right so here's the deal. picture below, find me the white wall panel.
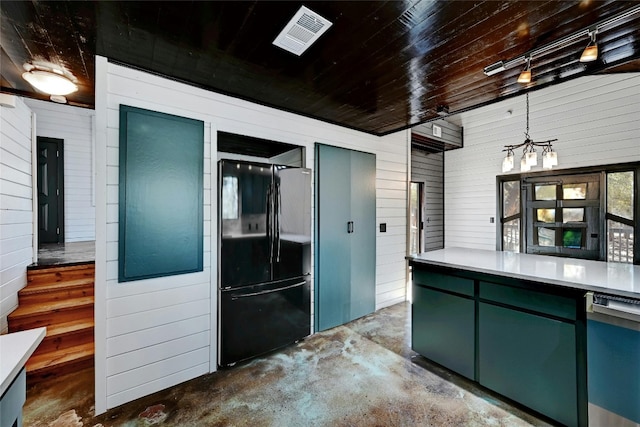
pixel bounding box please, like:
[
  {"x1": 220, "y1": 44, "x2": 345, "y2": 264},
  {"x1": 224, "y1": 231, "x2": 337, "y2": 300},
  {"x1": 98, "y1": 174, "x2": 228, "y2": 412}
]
[
  {"x1": 94, "y1": 58, "x2": 408, "y2": 413},
  {"x1": 0, "y1": 97, "x2": 33, "y2": 333},
  {"x1": 25, "y1": 99, "x2": 95, "y2": 242},
  {"x1": 445, "y1": 74, "x2": 640, "y2": 250}
]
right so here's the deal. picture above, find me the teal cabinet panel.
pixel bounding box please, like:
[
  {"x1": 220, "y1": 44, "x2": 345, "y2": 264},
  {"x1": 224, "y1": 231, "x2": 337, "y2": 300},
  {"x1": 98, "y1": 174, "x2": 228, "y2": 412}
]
[
  {"x1": 588, "y1": 319, "x2": 640, "y2": 424},
  {"x1": 315, "y1": 144, "x2": 376, "y2": 331},
  {"x1": 348, "y1": 148, "x2": 376, "y2": 321},
  {"x1": 316, "y1": 144, "x2": 352, "y2": 330},
  {"x1": 412, "y1": 285, "x2": 475, "y2": 379},
  {"x1": 119, "y1": 105, "x2": 204, "y2": 282},
  {"x1": 479, "y1": 303, "x2": 578, "y2": 427},
  {"x1": 479, "y1": 281, "x2": 576, "y2": 320},
  {"x1": 413, "y1": 270, "x2": 474, "y2": 297},
  {"x1": 1, "y1": 367, "x2": 26, "y2": 427}
]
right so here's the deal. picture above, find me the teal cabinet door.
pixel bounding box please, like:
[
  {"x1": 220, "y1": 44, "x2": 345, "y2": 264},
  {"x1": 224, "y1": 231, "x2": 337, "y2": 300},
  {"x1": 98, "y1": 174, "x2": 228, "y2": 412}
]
[
  {"x1": 412, "y1": 284, "x2": 475, "y2": 379},
  {"x1": 315, "y1": 144, "x2": 376, "y2": 331},
  {"x1": 348, "y1": 149, "x2": 376, "y2": 321},
  {"x1": 479, "y1": 303, "x2": 578, "y2": 427}
]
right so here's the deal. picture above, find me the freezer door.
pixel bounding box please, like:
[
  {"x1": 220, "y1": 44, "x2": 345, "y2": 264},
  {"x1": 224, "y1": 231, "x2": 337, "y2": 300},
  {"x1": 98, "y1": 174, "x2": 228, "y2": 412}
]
[
  {"x1": 272, "y1": 166, "x2": 312, "y2": 281},
  {"x1": 219, "y1": 160, "x2": 273, "y2": 288},
  {"x1": 219, "y1": 277, "x2": 311, "y2": 367}
]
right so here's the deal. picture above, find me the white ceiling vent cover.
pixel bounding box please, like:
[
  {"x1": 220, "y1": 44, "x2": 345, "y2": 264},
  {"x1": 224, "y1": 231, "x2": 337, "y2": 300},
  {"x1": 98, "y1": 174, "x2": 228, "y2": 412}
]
[{"x1": 273, "y1": 6, "x2": 332, "y2": 56}]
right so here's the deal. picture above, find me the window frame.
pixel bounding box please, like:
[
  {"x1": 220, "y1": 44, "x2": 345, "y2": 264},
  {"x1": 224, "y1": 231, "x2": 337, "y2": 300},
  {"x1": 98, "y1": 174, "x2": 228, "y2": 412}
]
[{"x1": 497, "y1": 161, "x2": 640, "y2": 265}]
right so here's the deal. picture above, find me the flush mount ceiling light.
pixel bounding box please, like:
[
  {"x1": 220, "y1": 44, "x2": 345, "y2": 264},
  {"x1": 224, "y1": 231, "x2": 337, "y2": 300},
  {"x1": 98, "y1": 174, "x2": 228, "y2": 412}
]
[
  {"x1": 22, "y1": 63, "x2": 78, "y2": 96},
  {"x1": 580, "y1": 29, "x2": 599, "y2": 62},
  {"x1": 501, "y1": 92, "x2": 558, "y2": 173},
  {"x1": 517, "y1": 56, "x2": 532, "y2": 84},
  {"x1": 273, "y1": 6, "x2": 333, "y2": 56},
  {"x1": 483, "y1": 5, "x2": 640, "y2": 82}
]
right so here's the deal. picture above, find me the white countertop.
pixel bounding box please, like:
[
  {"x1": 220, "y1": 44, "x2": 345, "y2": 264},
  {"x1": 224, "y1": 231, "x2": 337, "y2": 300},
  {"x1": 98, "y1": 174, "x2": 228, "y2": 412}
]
[
  {"x1": 1, "y1": 327, "x2": 46, "y2": 396},
  {"x1": 407, "y1": 248, "x2": 640, "y2": 299}
]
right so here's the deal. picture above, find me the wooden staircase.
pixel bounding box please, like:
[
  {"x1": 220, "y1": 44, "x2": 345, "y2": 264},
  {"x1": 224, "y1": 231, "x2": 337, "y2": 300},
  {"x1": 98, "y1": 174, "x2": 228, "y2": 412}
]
[{"x1": 8, "y1": 262, "x2": 95, "y2": 382}]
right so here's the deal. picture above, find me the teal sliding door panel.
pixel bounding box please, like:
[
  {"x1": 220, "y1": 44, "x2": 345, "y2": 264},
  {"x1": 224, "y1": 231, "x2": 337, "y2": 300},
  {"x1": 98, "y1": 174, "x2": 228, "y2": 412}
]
[
  {"x1": 349, "y1": 149, "x2": 376, "y2": 321},
  {"x1": 316, "y1": 144, "x2": 352, "y2": 330},
  {"x1": 587, "y1": 320, "x2": 640, "y2": 424},
  {"x1": 315, "y1": 144, "x2": 376, "y2": 331},
  {"x1": 119, "y1": 105, "x2": 204, "y2": 282},
  {"x1": 412, "y1": 285, "x2": 475, "y2": 379},
  {"x1": 479, "y1": 303, "x2": 578, "y2": 427}
]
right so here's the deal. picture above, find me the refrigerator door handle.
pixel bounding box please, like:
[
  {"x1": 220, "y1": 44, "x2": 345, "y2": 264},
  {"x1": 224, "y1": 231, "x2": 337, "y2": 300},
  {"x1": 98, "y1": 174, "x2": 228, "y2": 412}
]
[
  {"x1": 230, "y1": 281, "x2": 307, "y2": 300},
  {"x1": 276, "y1": 182, "x2": 281, "y2": 262},
  {"x1": 266, "y1": 183, "x2": 273, "y2": 264}
]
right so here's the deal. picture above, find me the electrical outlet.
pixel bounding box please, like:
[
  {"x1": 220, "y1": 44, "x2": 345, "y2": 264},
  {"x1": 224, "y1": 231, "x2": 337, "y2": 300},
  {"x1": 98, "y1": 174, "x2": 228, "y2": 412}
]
[{"x1": 379, "y1": 223, "x2": 387, "y2": 232}]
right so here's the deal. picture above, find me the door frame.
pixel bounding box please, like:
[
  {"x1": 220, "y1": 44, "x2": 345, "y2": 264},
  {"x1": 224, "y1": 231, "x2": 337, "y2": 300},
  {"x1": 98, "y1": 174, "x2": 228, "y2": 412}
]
[{"x1": 37, "y1": 136, "x2": 65, "y2": 245}]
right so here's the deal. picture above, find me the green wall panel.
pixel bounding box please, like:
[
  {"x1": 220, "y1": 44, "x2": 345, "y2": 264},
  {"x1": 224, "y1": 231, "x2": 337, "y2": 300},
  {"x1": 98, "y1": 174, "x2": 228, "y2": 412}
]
[{"x1": 119, "y1": 105, "x2": 204, "y2": 282}]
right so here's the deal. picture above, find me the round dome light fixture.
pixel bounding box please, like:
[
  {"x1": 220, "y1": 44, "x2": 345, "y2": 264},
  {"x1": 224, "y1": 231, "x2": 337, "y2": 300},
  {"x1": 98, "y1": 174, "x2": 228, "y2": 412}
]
[{"x1": 22, "y1": 69, "x2": 78, "y2": 96}]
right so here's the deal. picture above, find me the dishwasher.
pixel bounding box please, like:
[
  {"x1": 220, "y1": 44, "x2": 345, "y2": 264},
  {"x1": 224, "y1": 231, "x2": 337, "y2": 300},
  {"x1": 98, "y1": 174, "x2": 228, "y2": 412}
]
[{"x1": 586, "y1": 292, "x2": 640, "y2": 427}]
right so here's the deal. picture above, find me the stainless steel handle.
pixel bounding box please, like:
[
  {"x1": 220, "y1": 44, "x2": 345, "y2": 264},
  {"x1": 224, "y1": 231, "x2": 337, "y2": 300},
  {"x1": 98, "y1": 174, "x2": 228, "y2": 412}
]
[
  {"x1": 587, "y1": 292, "x2": 640, "y2": 322},
  {"x1": 230, "y1": 281, "x2": 306, "y2": 300},
  {"x1": 266, "y1": 184, "x2": 273, "y2": 264},
  {"x1": 276, "y1": 182, "x2": 281, "y2": 262}
]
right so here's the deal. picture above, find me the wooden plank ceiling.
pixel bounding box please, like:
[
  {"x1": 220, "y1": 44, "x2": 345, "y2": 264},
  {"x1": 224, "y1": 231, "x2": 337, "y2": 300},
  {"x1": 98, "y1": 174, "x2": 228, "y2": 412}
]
[{"x1": 1, "y1": 1, "x2": 639, "y2": 135}]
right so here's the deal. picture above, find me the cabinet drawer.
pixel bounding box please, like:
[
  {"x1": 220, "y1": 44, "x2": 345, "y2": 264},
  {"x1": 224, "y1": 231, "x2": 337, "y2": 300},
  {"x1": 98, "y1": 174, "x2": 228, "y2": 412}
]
[
  {"x1": 413, "y1": 270, "x2": 474, "y2": 297},
  {"x1": 479, "y1": 303, "x2": 578, "y2": 427},
  {"x1": 412, "y1": 285, "x2": 475, "y2": 379},
  {"x1": 479, "y1": 281, "x2": 577, "y2": 320}
]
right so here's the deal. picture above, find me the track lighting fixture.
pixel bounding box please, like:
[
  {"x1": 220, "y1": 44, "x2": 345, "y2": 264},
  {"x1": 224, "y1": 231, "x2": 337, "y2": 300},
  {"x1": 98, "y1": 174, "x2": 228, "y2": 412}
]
[
  {"x1": 482, "y1": 5, "x2": 640, "y2": 83},
  {"x1": 580, "y1": 30, "x2": 598, "y2": 62},
  {"x1": 517, "y1": 56, "x2": 532, "y2": 84},
  {"x1": 501, "y1": 93, "x2": 558, "y2": 173}
]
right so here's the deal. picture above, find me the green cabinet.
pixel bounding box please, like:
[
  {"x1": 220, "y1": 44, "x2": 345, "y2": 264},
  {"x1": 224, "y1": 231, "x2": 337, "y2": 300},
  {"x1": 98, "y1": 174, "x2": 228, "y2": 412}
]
[
  {"x1": 478, "y1": 303, "x2": 578, "y2": 427},
  {"x1": 412, "y1": 284, "x2": 475, "y2": 379},
  {"x1": 315, "y1": 144, "x2": 376, "y2": 331},
  {"x1": 410, "y1": 266, "x2": 586, "y2": 427}
]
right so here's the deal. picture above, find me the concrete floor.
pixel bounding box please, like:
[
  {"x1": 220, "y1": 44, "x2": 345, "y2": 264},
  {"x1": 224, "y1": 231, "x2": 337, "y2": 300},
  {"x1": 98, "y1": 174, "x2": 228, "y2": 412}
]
[{"x1": 22, "y1": 302, "x2": 552, "y2": 427}]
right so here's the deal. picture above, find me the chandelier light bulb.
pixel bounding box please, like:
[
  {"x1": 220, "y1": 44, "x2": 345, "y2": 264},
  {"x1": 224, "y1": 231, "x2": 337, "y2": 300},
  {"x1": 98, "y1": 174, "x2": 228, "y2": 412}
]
[
  {"x1": 502, "y1": 153, "x2": 514, "y2": 173},
  {"x1": 525, "y1": 150, "x2": 537, "y2": 166},
  {"x1": 520, "y1": 156, "x2": 531, "y2": 172}
]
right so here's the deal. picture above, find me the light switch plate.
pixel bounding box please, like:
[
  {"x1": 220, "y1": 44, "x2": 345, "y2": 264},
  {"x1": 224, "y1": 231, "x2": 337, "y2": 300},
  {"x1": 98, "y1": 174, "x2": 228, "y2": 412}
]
[{"x1": 432, "y1": 124, "x2": 442, "y2": 138}]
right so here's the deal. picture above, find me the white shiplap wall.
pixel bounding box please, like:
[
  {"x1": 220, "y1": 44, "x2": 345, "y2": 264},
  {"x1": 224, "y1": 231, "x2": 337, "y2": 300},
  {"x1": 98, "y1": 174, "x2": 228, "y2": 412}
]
[
  {"x1": 445, "y1": 74, "x2": 640, "y2": 250},
  {"x1": 25, "y1": 99, "x2": 95, "y2": 242},
  {"x1": 94, "y1": 57, "x2": 408, "y2": 413},
  {"x1": 0, "y1": 97, "x2": 34, "y2": 333}
]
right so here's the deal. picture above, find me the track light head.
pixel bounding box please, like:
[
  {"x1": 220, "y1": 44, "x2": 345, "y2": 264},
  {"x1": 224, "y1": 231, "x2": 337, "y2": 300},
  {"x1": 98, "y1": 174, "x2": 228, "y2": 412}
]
[
  {"x1": 580, "y1": 30, "x2": 598, "y2": 62},
  {"x1": 517, "y1": 57, "x2": 532, "y2": 84}
]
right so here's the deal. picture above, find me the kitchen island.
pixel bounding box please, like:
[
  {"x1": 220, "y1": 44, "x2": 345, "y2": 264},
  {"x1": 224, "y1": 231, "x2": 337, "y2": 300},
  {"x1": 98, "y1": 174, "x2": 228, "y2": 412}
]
[
  {"x1": 1, "y1": 327, "x2": 46, "y2": 427},
  {"x1": 407, "y1": 248, "x2": 640, "y2": 427}
]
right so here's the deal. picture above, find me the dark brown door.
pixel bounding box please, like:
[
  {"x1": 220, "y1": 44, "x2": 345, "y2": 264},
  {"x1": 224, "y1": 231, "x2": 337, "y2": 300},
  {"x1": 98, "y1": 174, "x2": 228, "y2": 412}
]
[{"x1": 37, "y1": 137, "x2": 64, "y2": 244}]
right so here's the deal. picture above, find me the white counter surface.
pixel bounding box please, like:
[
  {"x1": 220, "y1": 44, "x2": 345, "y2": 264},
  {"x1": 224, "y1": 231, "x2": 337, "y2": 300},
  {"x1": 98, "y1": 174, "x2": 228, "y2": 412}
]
[
  {"x1": 408, "y1": 248, "x2": 640, "y2": 299},
  {"x1": 1, "y1": 327, "x2": 46, "y2": 396}
]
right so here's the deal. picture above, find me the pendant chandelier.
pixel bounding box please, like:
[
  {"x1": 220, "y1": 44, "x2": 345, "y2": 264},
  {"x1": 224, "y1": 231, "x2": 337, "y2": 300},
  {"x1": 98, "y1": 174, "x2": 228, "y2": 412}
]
[{"x1": 502, "y1": 92, "x2": 558, "y2": 173}]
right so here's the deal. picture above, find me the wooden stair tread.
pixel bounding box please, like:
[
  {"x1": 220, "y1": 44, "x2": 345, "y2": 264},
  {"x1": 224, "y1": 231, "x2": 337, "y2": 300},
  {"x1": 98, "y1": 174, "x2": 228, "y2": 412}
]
[
  {"x1": 28, "y1": 263, "x2": 95, "y2": 275},
  {"x1": 26, "y1": 342, "x2": 94, "y2": 373},
  {"x1": 45, "y1": 318, "x2": 94, "y2": 337},
  {"x1": 8, "y1": 296, "x2": 94, "y2": 319},
  {"x1": 19, "y1": 277, "x2": 94, "y2": 295}
]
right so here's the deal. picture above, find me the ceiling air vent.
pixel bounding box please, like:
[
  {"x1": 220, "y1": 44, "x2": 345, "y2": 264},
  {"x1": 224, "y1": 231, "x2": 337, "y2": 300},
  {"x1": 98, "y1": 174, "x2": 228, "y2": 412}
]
[{"x1": 273, "y1": 6, "x2": 332, "y2": 56}]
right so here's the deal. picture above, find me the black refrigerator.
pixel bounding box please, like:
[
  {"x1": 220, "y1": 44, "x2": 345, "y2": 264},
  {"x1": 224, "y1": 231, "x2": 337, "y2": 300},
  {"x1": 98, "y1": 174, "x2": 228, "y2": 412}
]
[{"x1": 218, "y1": 160, "x2": 311, "y2": 367}]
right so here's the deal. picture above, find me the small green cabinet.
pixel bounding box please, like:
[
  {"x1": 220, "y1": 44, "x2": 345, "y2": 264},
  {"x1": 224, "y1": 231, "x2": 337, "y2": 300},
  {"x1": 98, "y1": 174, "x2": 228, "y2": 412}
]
[
  {"x1": 478, "y1": 303, "x2": 578, "y2": 427},
  {"x1": 412, "y1": 284, "x2": 475, "y2": 379}
]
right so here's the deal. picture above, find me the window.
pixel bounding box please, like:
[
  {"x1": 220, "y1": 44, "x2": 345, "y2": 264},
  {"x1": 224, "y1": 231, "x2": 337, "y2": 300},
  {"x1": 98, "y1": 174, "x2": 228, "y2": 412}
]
[
  {"x1": 607, "y1": 171, "x2": 634, "y2": 263},
  {"x1": 498, "y1": 163, "x2": 639, "y2": 264},
  {"x1": 501, "y1": 180, "x2": 521, "y2": 252}
]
